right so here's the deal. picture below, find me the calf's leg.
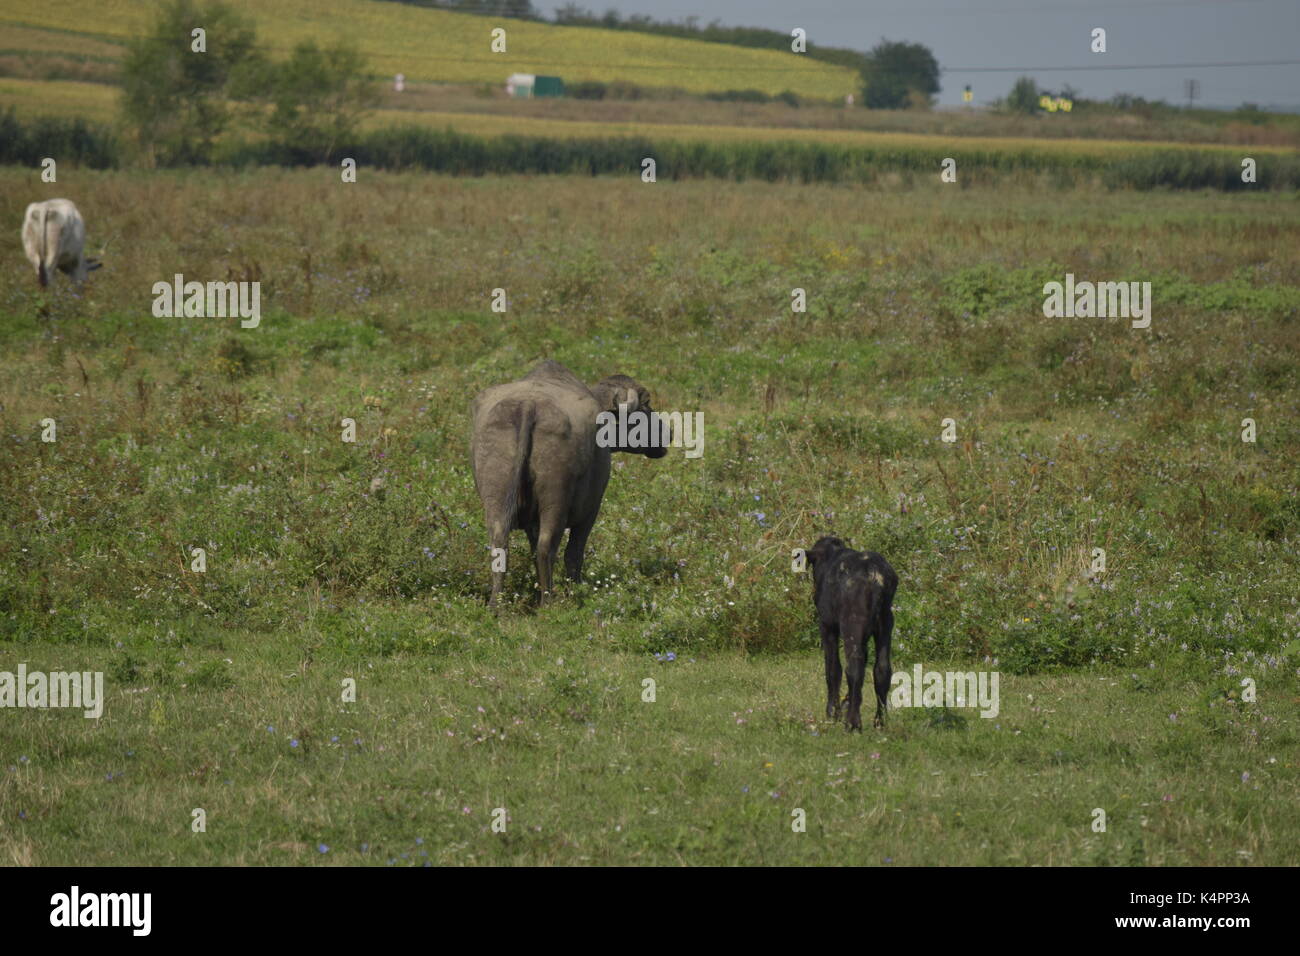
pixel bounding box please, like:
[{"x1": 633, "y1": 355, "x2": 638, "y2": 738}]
[
  {"x1": 872, "y1": 607, "x2": 894, "y2": 729},
  {"x1": 820, "y1": 621, "x2": 842, "y2": 720},
  {"x1": 842, "y1": 617, "x2": 867, "y2": 732}
]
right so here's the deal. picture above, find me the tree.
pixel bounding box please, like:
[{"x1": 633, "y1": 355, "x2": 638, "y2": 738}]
[
  {"x1": 120, "y1": 0, "x2": 260, "y2": 165},
  {"x1": 448, "y1": 0, "x2": 535, "y2": 16},
  {"x1": 553, "y1": 3, "x2": 594, "y2": 22},
  {"x1": 859, "y1": 39, "x2": 940, "y2": 110},
  {"x1": 1006, "y1": 76, "x2": 1040, "y2": 115},
  {"x1": 256, "y1": 40, "x2": 377, "y2": 162}
]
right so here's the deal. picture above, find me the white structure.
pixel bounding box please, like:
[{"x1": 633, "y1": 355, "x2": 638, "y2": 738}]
[{"x1": 506, "y1": 73, "x2": 535, "y2": 97}]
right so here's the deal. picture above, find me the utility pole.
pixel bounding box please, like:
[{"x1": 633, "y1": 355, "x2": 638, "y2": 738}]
[{"x1": 1184, "y1": 78, "x2": 1200, "y2": 108}]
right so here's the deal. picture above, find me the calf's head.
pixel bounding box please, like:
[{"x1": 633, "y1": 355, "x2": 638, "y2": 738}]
[
  {"x1": 805, "y1": 536, "x2": 847, "y2": 571},
  {"x1": 592, "y1": 374, "x2": 670, "y2": 459}
]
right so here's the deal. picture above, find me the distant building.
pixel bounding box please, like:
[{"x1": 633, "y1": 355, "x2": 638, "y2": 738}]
[{"x1": 506, "y1": 73, "x2": 565, "y2": 98}]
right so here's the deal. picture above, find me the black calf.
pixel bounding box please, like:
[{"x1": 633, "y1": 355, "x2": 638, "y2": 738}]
[{"x1": 805, "y1": 536, "x2": 898, "y2": 731}]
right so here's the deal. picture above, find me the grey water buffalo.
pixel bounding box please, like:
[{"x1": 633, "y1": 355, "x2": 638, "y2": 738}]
[
  {"x1": 805, "y1": 536, "x2": 898, "y2": 731},
  {"x1": 470, "y1": 360, "x2": 668, "y2": 606},
  {"x1": 22, "y1": 199, "x2": 100, "y2": 287}
]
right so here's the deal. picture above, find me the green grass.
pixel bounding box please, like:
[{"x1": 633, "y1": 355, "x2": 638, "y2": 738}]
[
  {"x1": 5, "y1": 633, "x2": 1288, "y2": 865},
  {"x1": 1, "y1": 169, "x2": 1297, "y2": 865}
]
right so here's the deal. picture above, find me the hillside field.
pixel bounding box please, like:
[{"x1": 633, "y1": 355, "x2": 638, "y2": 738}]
[
  {"x1": 0, "y1": 1, "x2": 857, "y2": 97},
  {"x1": 1, "y1": 167, "x2": 1297, "y2": 865}
]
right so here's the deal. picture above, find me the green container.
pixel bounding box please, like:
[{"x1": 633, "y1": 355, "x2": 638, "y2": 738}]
[{"x1": 532, "y1": 75, "x2": 565, "y2": 98}]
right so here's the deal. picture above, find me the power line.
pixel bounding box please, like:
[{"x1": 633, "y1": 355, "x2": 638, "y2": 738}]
[
  {"x1": 5, "y1": 16, "x2": 1297, "y2": 78},
  {"x1": 943, "y1": 59, "x2": 1300, "y2": 72},
  {"x1": 854, "y1": 0, "x2": 1281, "y2": 13}
]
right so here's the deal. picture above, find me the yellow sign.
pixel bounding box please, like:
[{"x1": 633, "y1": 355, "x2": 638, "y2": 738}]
[{"x1": 962, "y1": 87, "x2": 972, "y2": 103}]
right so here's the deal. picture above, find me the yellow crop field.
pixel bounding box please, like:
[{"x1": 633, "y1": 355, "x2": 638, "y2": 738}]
[
  {"x1": 0, "y1": 76, "x2": 118, "y2": 119},
  {"x1": 5, "y1": 76, "x2": 1289, "y2": 166},
  {"x1": 0, "y1": 0, "x2": 858, "y2": 98},
  {"x1": 369, "y1": 107, "x2": 1294, "y2": 158},
  {"x1": 0, "y1": 22, "x2": 125, "y2": 59}
]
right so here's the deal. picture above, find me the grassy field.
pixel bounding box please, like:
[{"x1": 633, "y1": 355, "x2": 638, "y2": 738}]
[
  {"x1": 361, "y1": 107, "x2": 1298, "y2": 158},
  {"x1": 5, "y1": 1, "x2": 1299, "y2": 153},
  {"x1": 374, "y1": 84, "x2": 1300, "y2": 147},
  {"x1": 5, "y1": 76, "x2": 1291, "y2": 196},
  {"x1": 0, "y1": 1, "x2": 857, "y2": 98},
  {"x1": 1, "y1": 167, "x2": 1297, "y2": 865},
  {"x1": 0, "y1": 76, "x2": 116, "y2": 119},
  {"x1": 7, "y1": 75, "x2": 1284, "y2": 160}
]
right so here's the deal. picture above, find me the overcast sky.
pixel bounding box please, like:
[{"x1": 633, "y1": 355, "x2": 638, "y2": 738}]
[{"x1": 551, "y1": 0, "x2": 1300, "y2": 108}]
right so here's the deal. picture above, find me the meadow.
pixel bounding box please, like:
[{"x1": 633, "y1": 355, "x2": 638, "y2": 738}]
[{"x1": 1, "y1": 166, "x2": 1297, "y2": 865}]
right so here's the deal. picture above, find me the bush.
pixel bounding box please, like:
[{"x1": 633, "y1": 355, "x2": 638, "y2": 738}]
[
  {"x1": 1006, "y1": 76, "x2": 1041, "y2": 115},
  {"x1": 704, "y1": 89, "x2": 771, "y2": 104},
  {"x1": 0, "y1": 108, "x2": 117, "y2": 168},
  {"x1": 568, "y1": 80, "x2": 607, "y2": 100}
]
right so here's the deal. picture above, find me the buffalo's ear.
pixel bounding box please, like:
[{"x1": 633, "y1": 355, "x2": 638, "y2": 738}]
[
  {"x1": 589, "y1": 380, "x2": 621, "y2": 414},
  {"x1": 592, "y1": 378, "x2": 642, "y2": 414}
]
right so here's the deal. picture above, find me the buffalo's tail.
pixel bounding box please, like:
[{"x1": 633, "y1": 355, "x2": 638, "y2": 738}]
[
  {"x1": 502, "y1": 401, "x2": 536, "y2": 529},
  {"x1": 36, "y1": 206, "x2": 49, "y2": 287}
]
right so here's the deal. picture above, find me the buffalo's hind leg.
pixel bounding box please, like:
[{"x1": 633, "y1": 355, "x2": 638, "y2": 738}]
[
  {"x1": 534, "y1": 510, "x2": 566, "y2": 606},
  {"x1": 563, "y1": 509, "x2": 599, "y2": 583},
  {"x1": 487, "y1": 518, "x2": 511, "y2": 609},
  {"x1": 820, "y1": 620, "x2": 842, "y2": 722}
]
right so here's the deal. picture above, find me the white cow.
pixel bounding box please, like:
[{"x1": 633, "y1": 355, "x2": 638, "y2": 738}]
[{"x1": 22, "y1": 198, "x2": 100, "y2": 287}]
